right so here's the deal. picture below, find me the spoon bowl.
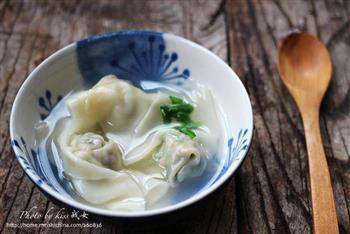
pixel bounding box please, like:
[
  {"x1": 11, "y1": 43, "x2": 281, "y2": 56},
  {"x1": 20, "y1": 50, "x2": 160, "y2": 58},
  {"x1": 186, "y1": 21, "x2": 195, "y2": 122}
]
[{"x1": 278, "y1": 32, "x2": 332, "y2": 109}]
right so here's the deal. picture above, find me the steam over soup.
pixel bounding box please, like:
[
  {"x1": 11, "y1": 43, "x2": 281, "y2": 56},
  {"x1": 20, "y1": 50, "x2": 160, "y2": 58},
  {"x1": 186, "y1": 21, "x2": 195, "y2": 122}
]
[{"x1": 35, "y1": 75, "x2": 229, "y2": 211}]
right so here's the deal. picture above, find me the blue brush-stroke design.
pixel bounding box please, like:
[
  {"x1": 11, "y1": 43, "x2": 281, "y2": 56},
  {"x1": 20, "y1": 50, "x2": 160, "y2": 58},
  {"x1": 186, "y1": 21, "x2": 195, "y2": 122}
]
[
  {"x1": 77, "y1": 31, "x2": 190, "y2": 87},
  {"x1": 210, "y1": 129, "x2": 249, "y2": 186},
  {"x1": 11, "y1": 137, "x2": 52, "y2": 187},
  {"x1": 38, "y1": 90, "x2": 62, "y2": 120}
]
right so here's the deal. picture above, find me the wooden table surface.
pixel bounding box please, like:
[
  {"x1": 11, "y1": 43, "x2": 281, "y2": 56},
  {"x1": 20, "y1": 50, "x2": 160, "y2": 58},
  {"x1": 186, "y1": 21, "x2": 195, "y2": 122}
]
[{"x1": 0, "y1": 0, "x2": 349, "y2": 233}]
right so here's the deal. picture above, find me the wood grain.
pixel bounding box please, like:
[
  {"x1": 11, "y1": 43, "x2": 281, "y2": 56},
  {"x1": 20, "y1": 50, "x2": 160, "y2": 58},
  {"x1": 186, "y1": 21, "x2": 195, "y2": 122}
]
[
  {"x1": 0, "y1": 0, "x2": 349, "y2": 233},
  {"x1": 226, "y1": 0, "x2": 350, "y2": 233}
]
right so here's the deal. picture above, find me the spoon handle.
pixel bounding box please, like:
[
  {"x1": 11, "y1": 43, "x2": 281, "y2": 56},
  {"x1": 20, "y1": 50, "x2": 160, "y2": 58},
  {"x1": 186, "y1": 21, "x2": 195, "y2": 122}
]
[{"x1": 302, "y1": 110, "x2": 339, "y2": 234}]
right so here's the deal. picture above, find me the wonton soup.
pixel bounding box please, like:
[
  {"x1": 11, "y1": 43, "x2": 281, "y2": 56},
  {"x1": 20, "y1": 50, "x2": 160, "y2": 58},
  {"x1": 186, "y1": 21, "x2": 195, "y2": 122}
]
[{"x1": 35, "y1": 75, "x2": 229, "y2": 211}]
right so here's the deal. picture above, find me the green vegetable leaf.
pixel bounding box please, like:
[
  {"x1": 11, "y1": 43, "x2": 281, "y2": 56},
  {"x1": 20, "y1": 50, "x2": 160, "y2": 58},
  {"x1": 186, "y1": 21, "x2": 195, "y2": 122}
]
[
  {"x1": 175, "y1": 126, "x2": 196, "y2": 139},
  {"x1": 160, "y1": 106, "x2": 172, "y2": 123},
  {"x1": 168, "y1": 103, "x2": 194, "y2": 113},
  {"x1": 175, "y1": 112, "x2": 191, "y2": 123},
  {"x1": 160, "y1": 96, "x2": 200, "y2": 138},
  {"x1": 182, "y1": 122, "x2": 200, "y2": 129},
  {"x1": 170, "y1": 96, "x2": 184, "y2": 104}
]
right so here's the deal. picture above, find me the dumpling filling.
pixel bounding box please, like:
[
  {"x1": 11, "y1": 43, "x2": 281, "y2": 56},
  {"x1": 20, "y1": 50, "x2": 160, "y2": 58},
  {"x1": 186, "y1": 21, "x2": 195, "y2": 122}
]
[{"x1": 69, "y1": 132, "x2": 122, "y2": 170}]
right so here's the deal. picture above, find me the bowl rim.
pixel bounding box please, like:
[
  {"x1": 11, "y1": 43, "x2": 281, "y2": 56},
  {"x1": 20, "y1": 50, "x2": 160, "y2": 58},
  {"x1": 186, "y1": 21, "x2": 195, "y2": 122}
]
[{"x1": 9, "y1": 30, "x2": 253, "y2": 217}]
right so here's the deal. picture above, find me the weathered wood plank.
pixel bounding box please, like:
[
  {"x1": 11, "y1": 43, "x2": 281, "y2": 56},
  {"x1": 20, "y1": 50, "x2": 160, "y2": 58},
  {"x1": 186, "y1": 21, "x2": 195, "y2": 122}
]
[
  {"x1": 1, "y1": 0, "x2": 349, "y2": 233},
  {"x1": 0, "y1": 0, "x2": 231, "y2": 233},
  {"x1": 226, "y1": 0, "x2": 350, "y2": 233}
]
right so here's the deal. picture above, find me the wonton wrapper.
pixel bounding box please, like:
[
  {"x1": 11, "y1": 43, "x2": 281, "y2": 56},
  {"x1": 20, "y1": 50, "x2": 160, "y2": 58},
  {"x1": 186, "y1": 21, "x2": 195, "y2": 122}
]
[{"x1": 57, "y1": 75, "x2": 221, "y2": 211}]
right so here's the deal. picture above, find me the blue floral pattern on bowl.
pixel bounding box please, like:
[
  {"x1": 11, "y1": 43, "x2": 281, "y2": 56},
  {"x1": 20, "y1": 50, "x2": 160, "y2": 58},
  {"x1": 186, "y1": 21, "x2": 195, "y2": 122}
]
[
  {"x1": 210, "y1": 129, "x2": 249, "y2": 186},
  {"x1": 11, "y1": 137, "x2": 48, "y2": 186},
  {"x1": 77, "y1": 31, "x2": 190, "y2": 86},
  {"x1": 38, "y1": 90, "x2": 62, "y2": 120}
]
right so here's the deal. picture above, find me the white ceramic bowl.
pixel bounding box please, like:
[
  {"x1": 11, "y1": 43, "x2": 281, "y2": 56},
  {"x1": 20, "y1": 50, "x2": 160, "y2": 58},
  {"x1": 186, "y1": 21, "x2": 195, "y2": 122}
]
[{"x1": 10, "y1": 30, "x2": 253, "y2": 217}]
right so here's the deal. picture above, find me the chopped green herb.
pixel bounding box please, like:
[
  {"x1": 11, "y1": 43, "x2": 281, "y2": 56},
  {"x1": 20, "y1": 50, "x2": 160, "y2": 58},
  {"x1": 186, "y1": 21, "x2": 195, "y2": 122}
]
[
  {"x1": 163, "y1": 103, "x2": 193, "y2": 113},
  {"x1": 160, "y1": 106, "x2": 172, "y2": 123},
  {"x1": 175, "y1": 126, "x2": 196, "y2": 139},
  {"x1": 160, "y1": 96, "x2": 200, "y2": 138},
  {"x1": 170, "y1": 96, "x2": 184, "y2": 104},
  {"x1": 175, "y1": 112, "x2": 191, "y2": 123},
  {"x1": 182, "y1": 122, "x2": 200, "y2": 129}
]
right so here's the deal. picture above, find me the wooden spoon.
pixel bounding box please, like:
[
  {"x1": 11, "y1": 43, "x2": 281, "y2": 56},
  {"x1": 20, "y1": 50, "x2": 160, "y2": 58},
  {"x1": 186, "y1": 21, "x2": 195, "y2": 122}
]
[{"x1": 278, "y1": 32, "x2": 338, "y2": 234}]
